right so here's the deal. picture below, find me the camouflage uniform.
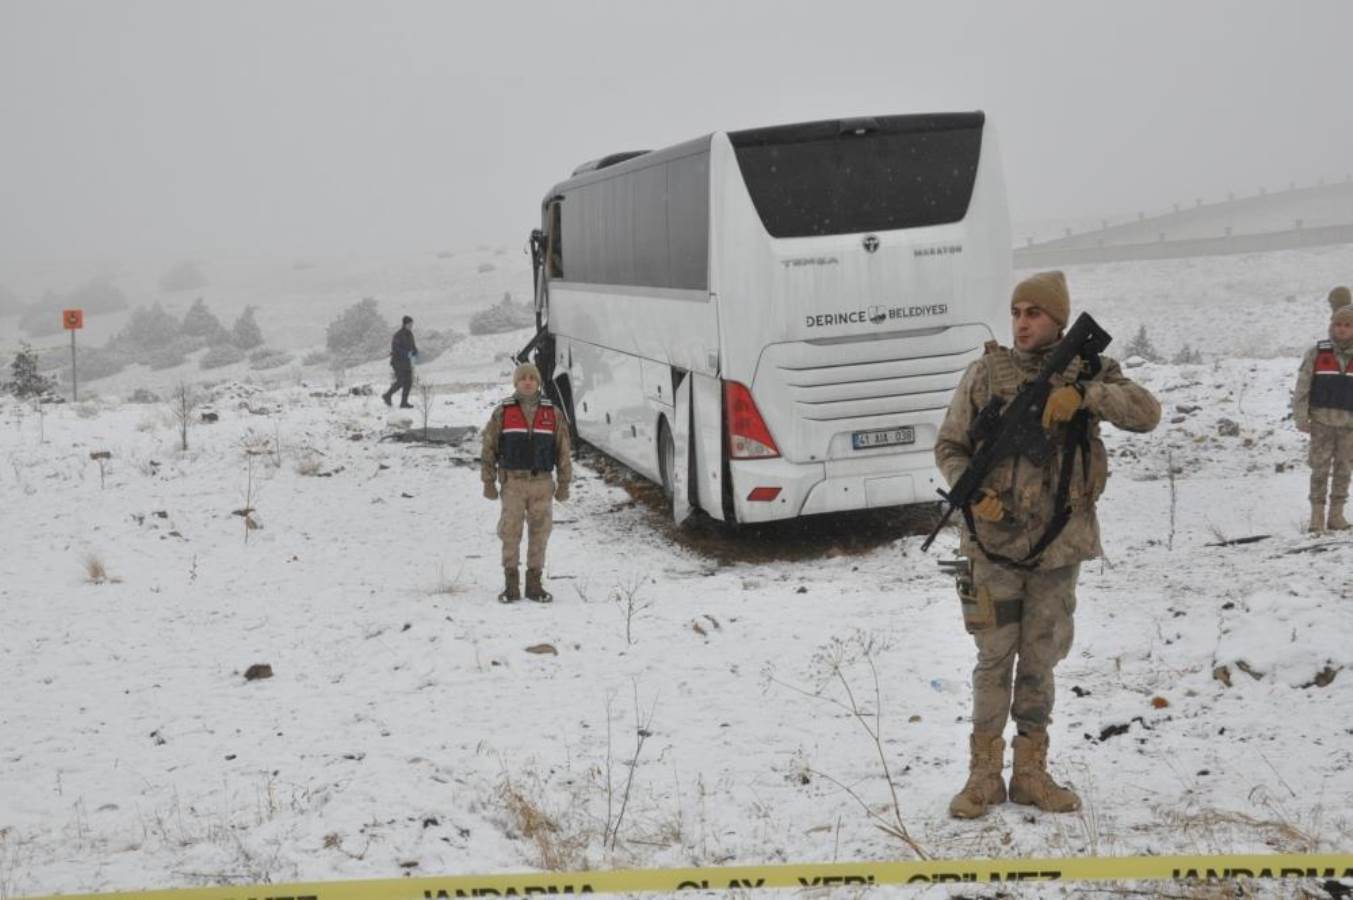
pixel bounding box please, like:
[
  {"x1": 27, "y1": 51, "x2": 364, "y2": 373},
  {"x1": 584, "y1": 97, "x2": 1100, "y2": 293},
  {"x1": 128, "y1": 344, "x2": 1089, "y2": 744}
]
[
  {"x1": 481, "y1": 390, "x2": 572, "y2": 600},
  {"x1": 935, "y1": 330, "x2": 1160, "y2": 817},
  {"x1": 1292, "y1": 337, "x2": 1353, "y2": 530},
  {"x1": 937, "y1": 345, "x2": 1161, "y2": 730}
]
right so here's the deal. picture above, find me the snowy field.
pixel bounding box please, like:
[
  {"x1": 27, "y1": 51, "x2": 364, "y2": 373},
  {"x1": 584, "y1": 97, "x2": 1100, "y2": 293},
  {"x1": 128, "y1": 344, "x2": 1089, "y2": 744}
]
[{"x1": 2, "y1": 246, "x2": 1352, "y2": 898}]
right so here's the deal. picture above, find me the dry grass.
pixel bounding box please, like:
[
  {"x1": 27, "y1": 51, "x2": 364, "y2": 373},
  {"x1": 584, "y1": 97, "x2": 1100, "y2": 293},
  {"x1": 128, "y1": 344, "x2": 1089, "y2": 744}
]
[
  {"x1": 1077, "y1": 881, "x2": 1278, "y2": 899},
  {"x1": 294, "y1": 452, "x2": 324, "y2": 477},
  {"x1": 136, "y1": 411, "x2": 175, "y2": 433},
  {"x1": 1160, "y1": 808, "x2": 1318, "y2": 854},
  {"x1": 498, "y1": 776, "x2": 589, "y2": 871},
  {"x1": 428, "y1": 564, "x2": 467, "y2": 596},
  {"x1": 82, "y1": 554, "x2": 117, "y2": 585}
]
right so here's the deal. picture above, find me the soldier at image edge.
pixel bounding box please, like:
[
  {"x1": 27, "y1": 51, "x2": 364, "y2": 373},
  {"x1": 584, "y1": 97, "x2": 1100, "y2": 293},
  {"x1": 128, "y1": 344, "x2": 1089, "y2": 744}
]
[
  {"x1": 1292, "y1": 286, "x2": 1353, "y2": 532},
  {"x1": 480, "y1": 362, "x2": 572, "y2": 603},
  {"x1": 934, "y1": 270, "x2": 1161, "y2": 820}
]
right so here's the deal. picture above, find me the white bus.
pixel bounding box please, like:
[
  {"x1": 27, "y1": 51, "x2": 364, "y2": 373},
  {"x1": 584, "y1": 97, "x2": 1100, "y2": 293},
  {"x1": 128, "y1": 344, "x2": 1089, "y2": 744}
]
[{"x1": 524, "y1": 112, "x2": 1011, "y2": 525}]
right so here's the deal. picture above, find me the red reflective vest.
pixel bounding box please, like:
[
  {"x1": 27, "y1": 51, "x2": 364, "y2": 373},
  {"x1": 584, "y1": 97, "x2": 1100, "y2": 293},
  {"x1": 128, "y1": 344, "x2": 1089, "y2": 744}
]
[
  {"x1": 498, "y1": 400, "x2": 559, "y2": 472},
  {"x1": 1311, "y1": 340, "x2": 1353, "y2": 413}
]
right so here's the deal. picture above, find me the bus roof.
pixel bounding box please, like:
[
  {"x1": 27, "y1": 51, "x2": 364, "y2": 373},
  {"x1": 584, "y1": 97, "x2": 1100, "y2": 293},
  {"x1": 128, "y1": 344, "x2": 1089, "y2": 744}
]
[
  {"x1": 540, "y1": 111, "x2": 987, "y2": 207},
  {"x1": 727, "y1": 111, "x2": 984, "y2": 148},
  {"x1": 544, "y1": 135, "x2": 713, "y2": 204}
]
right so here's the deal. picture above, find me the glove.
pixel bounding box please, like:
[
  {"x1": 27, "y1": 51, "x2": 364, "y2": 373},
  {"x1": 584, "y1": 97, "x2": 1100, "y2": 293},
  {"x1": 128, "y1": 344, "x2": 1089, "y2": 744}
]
[
  {"x1": 1296, "y1": 418, "x2": 1311, "y2": 434},
  {"x1": 1041, "y1": 384, "x2": 1084, "y2": 430},
  {"x1": 554, "y1": 482, "x2": 570, "y2": 502},
  {"x1": 483, "y1": 481, "x2": 499, "y2": 500},
  {"x1": 970, "y1": 489, "x2": 1004, "y2": 523}
]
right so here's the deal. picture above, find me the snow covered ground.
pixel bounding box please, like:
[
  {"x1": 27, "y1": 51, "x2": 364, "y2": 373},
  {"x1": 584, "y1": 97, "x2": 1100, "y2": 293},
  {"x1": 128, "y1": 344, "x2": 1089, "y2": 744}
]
[{"x1": 2, "y1": 246, "x2": 1352, "y2": 898}]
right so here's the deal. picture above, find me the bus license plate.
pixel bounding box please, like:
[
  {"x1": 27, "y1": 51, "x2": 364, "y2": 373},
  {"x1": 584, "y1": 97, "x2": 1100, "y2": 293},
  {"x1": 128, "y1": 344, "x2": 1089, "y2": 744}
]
[{"x1": 852, "y1": 426, "x2": 915, "y2": 450}]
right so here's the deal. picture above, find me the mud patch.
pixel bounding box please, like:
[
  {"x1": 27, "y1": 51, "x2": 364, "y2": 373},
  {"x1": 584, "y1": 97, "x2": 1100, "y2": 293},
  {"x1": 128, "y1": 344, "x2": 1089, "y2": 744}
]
[{"x1": 580, "y1": 445, "x2": 943, "y2": 565}]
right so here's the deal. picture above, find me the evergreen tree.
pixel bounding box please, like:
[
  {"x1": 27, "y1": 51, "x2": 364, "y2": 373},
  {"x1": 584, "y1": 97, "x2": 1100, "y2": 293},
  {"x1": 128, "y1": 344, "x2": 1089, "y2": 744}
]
[
  {"x1": 181, "y1": 297, "x2": 230, "y2": 344},
  {"x1": 325, "y1": 297, "x2": 389, "y2": 365},
  {"x1": 115, "y1": 303, "x2": 182, "y2": 352},
  {"x1": 231, "y1": 305, "x2": 264, "y2": 350},
  {"x1": 1123, "y1": 325, "x2": 1162, "y2": 363},
  {"x1": 8, "y1": 343, "x2": 55, "y2": 397}
]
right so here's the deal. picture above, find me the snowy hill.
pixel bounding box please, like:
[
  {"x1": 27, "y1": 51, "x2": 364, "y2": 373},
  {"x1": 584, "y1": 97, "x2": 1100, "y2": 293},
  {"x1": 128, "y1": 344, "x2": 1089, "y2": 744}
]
[
  {"x1": 1, "y1": 246, "x2": 1351, "y2": 897},
  {"x1": 0, "y1": 247, "x2": 534, "y2": 385}
]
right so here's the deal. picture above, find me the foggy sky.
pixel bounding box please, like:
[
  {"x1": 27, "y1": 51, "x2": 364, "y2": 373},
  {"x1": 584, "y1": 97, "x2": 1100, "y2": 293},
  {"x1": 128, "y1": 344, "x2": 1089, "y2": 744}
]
[{"x1": 2, "y1": 0, "x2": 1351, "y2": 262}]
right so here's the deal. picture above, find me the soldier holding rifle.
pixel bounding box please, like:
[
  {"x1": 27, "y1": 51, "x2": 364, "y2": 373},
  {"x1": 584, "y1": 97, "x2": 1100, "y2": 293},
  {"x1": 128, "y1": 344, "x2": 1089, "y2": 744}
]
[{"x1": 931, "y1": 271, "x2": 1160, "y2": 819}]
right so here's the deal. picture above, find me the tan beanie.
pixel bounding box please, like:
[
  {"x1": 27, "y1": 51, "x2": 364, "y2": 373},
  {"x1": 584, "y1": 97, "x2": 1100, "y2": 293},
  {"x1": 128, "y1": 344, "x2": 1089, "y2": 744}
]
[
  {"x1": 1330, "y1": 286, "x2": 1352, "y2": 312},
  {"x1": 1333, "y1": 305, "x2": 1353, "y2": 327},
  {"x1": 1011, "y1": 270, "x2": 1071, "y2": 328},
  {"x1": 512, "y1": 362, "x2": 542, "y2": 385}
]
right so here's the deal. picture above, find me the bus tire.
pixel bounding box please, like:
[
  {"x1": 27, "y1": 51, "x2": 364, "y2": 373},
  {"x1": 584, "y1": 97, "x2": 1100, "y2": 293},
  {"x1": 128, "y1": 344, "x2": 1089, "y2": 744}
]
[
  {"x1": 657, "y1": 417, "x2": 676, "y2": 503},
  {"x1": 553, "y1": 375, "x2": 579, "y2": 444}
]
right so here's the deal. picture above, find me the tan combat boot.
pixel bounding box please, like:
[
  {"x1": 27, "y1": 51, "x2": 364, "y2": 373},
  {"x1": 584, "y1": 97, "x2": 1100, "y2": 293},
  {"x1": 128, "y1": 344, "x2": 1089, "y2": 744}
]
[
  {"x1": 948, "y1": 733, "x2": 1006, "y2": 819},
  {"x1": 1310, "y1": 503, "x2": 1327, "y2": 533},
  {"x1": 1327, "y1": 501, "x2": 1350, "y2": 531},
  {"x1": 498, "y1": 568, "x2": 521, "y2": 604},
  {"x1": 525, "y1": 568, "x2": 553, "y2": 603},
  {"x1": 1009, "y1": 730, "x2": 1081, "y2": 812}
]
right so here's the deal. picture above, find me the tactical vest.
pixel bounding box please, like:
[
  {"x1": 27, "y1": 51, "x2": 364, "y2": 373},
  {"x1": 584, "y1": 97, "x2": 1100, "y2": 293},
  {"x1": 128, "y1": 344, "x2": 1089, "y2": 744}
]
[
  {"x1": 964, "y1": 343, "x2": 1107, "y2": 568},
  {"x1": 979, "y1": 343, "x2": 1089, "y2": 404},
  {"x1": 1311, "y1": 340, "x2": 1353, "y2": 412},
  {"x1": 498, "y1": 399, "x2": 558, "y2": 472}
]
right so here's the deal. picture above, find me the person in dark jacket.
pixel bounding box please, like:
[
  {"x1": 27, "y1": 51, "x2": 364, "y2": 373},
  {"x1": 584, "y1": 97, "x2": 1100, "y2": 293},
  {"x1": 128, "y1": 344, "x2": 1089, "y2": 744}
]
[{"x1": 383, "y1": 316, "x2": 417, "y2": 408}]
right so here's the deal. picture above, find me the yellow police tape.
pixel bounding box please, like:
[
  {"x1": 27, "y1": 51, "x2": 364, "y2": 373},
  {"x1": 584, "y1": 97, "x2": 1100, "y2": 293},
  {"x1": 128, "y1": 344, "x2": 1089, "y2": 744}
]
[{"x1": 22, "y1": 854, "x2": 1353, "y2": 900}]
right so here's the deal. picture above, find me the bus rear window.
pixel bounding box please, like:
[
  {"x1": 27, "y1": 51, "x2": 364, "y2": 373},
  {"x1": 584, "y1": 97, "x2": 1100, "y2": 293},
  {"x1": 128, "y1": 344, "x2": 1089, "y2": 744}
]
[{"x1": 730, "y1": 114, "x2": 983, "y2": 238}]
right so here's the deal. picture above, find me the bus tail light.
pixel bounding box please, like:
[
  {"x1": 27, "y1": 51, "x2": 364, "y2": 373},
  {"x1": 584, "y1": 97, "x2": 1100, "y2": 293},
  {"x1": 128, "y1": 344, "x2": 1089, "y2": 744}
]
[
  {"x1": 724, "y1": 381, "x2": 780, "y2": 459},
  {"x1": 747, "y1": 486, "x2": 781, "y2": 502}
]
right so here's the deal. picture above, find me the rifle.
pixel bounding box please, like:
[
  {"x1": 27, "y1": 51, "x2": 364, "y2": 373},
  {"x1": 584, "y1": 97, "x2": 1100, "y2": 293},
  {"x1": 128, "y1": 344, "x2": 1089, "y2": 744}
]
[{"x1": 920, "y1": 312, "x2": 1112, "y2": 553}]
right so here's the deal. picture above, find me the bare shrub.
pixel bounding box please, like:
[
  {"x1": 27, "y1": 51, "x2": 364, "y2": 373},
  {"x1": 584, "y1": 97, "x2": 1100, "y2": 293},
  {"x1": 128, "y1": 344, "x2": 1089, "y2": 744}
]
[
  {"x1": 611, "y1": 575, "x2": 654, "y2": 646},
  {"x1": 239, "y1": 442, "x2": 267, "y2": 542},
  {"x1": 418, "y1": 382, "x2": 435, "y2": 439},
  {"x1": 602, "y1": 683, "x2": 658, "y2": 850},
  {"x1": 764, "y1": 631, "x2": 927, "y2": 859},
  {"x1": 169, "y1": 382, "x2": 198, "y2": 451}
]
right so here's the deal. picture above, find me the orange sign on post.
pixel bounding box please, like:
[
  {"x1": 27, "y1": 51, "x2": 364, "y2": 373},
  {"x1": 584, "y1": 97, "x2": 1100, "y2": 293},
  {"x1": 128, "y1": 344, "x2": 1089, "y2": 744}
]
[{"x1": 63, "y1": 308, "x2": 84, "y2": 330}]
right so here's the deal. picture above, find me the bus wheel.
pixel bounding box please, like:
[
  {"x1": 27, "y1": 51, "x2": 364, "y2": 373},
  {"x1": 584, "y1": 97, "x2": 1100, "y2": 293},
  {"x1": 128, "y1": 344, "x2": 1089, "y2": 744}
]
[
  {"x1": 658, "y1": 418, "x2": 675, "y2": 503},
  {"x1": 554, "y1": 375, "x2": 579, "y2": 443}
]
